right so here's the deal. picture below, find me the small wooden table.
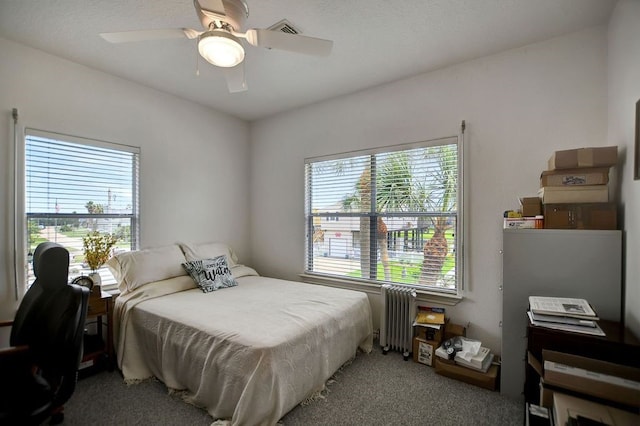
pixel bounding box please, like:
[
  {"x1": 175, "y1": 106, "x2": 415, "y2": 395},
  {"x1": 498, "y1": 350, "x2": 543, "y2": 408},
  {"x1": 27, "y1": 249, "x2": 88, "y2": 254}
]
[{"x1": 81, "y1": 289, "x2": 114, "y2": 372}]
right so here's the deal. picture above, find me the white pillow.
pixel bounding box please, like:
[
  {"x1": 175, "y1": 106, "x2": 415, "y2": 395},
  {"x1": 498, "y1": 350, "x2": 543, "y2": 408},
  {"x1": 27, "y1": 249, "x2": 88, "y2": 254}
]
[
  {"x1": 179, "y1": 241, "x2": 239, "y2": 266},
  {"x1": 106, "y1": 244, "x2": 187, "y2": 294}
]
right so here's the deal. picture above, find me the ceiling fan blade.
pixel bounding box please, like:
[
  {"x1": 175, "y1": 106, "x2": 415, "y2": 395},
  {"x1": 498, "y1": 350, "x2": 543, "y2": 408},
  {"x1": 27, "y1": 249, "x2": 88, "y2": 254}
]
[
  {"x1": 223, "y1": 62, "x2": 248, "y2": 93},
  {"x1": 194, "y1": 0, "x2": 227, "y2": 27},
  {"x1": 196, "y1": 0, "x2": 226, "y2": 13},
  {"x1": 242, "y1": 29, "x2": 333, "y2": 56},
  {"x1": 100, "y1": 28, "x2": 199, "y2": 43}
]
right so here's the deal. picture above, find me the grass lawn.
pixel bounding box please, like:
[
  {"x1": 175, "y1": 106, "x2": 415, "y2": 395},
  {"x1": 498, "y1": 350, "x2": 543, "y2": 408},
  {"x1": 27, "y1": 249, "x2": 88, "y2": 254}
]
[
  {"x1": 346, "y1": 254, "x2": 455, "y2": 285},
  {"x1": 59, "y1": 228, "x2": 94, "y2": 238}
]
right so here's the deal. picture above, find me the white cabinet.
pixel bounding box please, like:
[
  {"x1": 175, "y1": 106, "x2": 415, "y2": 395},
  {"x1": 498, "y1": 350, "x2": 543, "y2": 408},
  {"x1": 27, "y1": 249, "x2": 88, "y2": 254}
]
[{"x1": 500, "y1": 229, "x2": 622, "y2": 399}]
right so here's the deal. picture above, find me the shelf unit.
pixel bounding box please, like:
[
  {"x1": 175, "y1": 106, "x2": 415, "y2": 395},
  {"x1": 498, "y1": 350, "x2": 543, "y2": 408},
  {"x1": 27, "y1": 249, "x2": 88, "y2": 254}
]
[{"x1": 501, "y1": 229, "x2": 622, "y2": 399}]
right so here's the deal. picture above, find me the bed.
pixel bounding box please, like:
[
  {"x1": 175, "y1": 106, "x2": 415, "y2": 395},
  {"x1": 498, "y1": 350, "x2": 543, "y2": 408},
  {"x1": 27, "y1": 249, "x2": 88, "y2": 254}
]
[{"x1": 108, "y1": 242, "x2": 373, "y2": 425}]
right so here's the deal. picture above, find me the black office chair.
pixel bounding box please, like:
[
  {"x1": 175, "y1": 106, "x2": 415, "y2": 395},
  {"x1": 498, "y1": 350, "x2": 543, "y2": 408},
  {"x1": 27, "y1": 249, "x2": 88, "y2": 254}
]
[{"x1": 0, "y1": 242, "x2": 90, "y2": 425}]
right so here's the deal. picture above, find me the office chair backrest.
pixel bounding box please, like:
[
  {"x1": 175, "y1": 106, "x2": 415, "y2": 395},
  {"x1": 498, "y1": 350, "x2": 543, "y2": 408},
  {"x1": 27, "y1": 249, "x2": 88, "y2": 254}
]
[
  {"x1": 9, "y1": 242, "x2": 89, "y2": 407},
  {"x1": 10, "y1": 241, "x2": 70, "y2": 347}
]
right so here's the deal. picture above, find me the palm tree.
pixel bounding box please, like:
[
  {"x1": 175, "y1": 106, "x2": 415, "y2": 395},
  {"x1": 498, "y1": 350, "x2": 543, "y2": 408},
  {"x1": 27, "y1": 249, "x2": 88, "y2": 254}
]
[
  {"x1": 85, "y1": 201, "x2": 104, "y2": 231},
  {"x1": 418, "y1": 145, "x2": 457, "y2": 286},
  {"x1": 376, "y1": 152, "x2": 412, "y2": 212},
  {"x1": 342, "y1": 152, "x2": 414, "y2": 281},
  {"x1": 335, "y1": 145, "x2": 457, "y2": 286},
  {"x1": 341, "y1": 166, "x2": 374, "y2": 279}
]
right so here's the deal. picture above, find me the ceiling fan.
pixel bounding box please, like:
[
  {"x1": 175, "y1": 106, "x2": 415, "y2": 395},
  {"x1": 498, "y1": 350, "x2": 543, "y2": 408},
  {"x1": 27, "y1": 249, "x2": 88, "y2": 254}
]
[{"x1": 100, "y1": 0, "x2": 334, "y2": 93}]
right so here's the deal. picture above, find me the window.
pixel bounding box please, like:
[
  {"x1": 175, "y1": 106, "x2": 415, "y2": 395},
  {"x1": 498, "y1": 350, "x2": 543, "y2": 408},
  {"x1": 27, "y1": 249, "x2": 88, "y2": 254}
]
[
  {"x1": 304, "y1": 135, "x2": 463, "y2": 293},
  {"x1": 23, "y1": 129, "x2": 139, "y2": 289}
]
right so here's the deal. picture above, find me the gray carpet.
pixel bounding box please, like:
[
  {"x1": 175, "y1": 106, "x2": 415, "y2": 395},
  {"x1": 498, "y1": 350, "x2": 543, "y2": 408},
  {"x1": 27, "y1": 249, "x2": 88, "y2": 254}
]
[{"x1": 62, "y1": 347, "x2": 524, "y2": 425}]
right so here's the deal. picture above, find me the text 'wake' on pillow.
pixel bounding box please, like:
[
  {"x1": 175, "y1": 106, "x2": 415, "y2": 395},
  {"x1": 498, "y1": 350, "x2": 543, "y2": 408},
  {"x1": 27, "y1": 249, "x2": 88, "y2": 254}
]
[{"x1": 182, "y1": 255, "x2": 238, "y2": 293}]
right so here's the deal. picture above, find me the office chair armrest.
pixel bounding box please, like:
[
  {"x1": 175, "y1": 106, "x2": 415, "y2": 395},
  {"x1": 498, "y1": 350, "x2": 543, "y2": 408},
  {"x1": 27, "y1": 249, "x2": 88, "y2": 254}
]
[{"x1": 0, "y1": 344, "x2": 29, "y2": 357}]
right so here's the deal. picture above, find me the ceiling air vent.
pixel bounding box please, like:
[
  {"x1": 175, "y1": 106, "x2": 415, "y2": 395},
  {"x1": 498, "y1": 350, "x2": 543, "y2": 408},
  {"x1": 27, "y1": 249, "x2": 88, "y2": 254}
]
[{"x1": 267, "y1": 19, "x2": 301, "y2": 35}]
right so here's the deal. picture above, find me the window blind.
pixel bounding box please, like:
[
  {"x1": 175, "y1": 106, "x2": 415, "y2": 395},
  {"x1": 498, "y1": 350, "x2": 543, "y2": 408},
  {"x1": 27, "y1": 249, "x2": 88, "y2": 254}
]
[
  {"x1": 304, "y1": 136, "x2": 461, "y2": 292},
  {"x1": 25, "y1": 130, "x2": 139, "y2": 287}
]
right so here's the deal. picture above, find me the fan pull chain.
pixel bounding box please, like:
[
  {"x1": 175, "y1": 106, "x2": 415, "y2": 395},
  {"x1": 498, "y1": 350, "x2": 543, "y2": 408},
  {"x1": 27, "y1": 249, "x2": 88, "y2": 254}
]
[{"x1": 196, "y1": 46, "x2": 200, "y2": 76}]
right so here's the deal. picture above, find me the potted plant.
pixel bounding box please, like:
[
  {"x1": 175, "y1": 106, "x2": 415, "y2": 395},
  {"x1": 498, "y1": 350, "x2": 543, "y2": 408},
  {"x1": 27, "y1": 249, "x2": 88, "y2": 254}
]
[{"x1": 82, "y1": 231, "x2": 118, "y2": 287}]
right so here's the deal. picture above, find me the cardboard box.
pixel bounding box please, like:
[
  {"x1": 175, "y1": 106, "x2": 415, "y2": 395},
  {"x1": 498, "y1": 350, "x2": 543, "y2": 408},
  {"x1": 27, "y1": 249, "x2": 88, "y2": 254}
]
[
  {"x1": 443, "y1": 322, "x2": 466, "y2": 340},
  {"x1": 538, "y1": 185, "x2": 609, "y2": 204},
  {"x1": 539, "y1": 382, "x2": 554, "y2": 409},
  {"x1": 538, "y1": 350, "x2": 640, "y2": 408},
  {"x1": 434, "y1": 322, "x2": 499, "y2": 390},
  {"x1": 503, "y1": 218, "x2": 542, "y2": 229},
  {"x1": 548, "y1": 146, "x2": 618, "y2": 170},
  {"x1": 519, "y1": 197, "x2": 542, "y2": 216},
  {"x1": 434, "y1": 357, "x2": 499, "y2": 391},
  {"x1": 543, "y1": 203, "x2": 617, "y2": 230},
  {"x1": 552, "y1": 392, "x2": 640, "y2": 426},
  {"x1": 414, "y1": 323, "x2": 445, "y2": 343},
  {"x1": 413, "y1": 337, "x2": 437, "y2": 366},
  {"x1": 540, "y1": 167, "x2": 609, "y2": 187},
  {"x1": 504, "y1": 218, "x2": 536, "y2": 229}
]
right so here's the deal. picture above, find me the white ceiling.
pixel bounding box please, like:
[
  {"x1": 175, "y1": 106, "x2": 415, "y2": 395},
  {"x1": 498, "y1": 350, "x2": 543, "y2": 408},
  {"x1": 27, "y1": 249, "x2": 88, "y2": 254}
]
[{"x1": 0, "y1": 0, "x2": 615, "y2": 121}]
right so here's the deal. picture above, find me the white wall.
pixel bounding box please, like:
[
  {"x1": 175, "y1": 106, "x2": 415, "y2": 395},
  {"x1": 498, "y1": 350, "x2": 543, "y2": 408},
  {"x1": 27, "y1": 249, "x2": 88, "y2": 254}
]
[
  {"x1": 0, "y1": 38, "x2": 250, "y2": 318},
  {"x1": 249, "y1": 27, "x2": 609, "y2": 354},
  {"x1": 608, "y1": 0, "x2": 640, "y2": 338},
  {"x1": 2, "y1": 18, "x2": 630, "y2": 354}
]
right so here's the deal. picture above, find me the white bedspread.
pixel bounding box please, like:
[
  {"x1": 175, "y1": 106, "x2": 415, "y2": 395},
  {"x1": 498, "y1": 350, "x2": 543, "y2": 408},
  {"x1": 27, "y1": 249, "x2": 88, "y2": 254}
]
[{"x1": 114, "y1": 272, "x2": 373, "y2": 425}]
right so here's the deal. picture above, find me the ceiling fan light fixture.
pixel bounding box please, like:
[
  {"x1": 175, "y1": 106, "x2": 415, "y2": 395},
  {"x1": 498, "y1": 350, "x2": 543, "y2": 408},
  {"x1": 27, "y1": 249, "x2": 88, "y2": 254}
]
[{"x1": 198, "y1": 30, "x2": 245, "y2": 67}]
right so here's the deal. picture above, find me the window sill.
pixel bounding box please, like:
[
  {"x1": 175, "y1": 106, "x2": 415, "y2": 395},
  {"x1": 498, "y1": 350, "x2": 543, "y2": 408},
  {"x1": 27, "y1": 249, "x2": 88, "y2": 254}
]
[{"x1": 299, "y1": 273, "x2": 463, "y2": 306}]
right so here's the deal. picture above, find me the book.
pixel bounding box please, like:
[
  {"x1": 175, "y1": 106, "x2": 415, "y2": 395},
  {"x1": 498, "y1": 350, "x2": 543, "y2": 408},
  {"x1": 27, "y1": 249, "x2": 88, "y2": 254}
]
[
  {"x1": 455, "y1": 347, "x2": 494, "y2": 373},
  {"x1": 525, "y1": 402, "x2": 552, "y2": 426},
  {"x1": 527, "y1": 311, "x2": 606, "y2": 337},
  {"x1": 529, "y1": 311, "x2": 597, "y2": 328},
  {"x1": 415, "y1": 306, "x2": 446, "y2": 325},
  {"x1": 529, "y1": 296, "x2": 598, "y2": 320}
]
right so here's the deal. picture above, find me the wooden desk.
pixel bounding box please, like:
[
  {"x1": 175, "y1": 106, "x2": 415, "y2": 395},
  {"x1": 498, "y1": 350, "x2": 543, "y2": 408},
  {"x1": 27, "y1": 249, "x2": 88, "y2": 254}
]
[
  {"x1": 81, "y1": 290, "x2": 114, "y2": 372},
  {"x1": 525, "y1": 319, "x2": 640, "y2": 404}
]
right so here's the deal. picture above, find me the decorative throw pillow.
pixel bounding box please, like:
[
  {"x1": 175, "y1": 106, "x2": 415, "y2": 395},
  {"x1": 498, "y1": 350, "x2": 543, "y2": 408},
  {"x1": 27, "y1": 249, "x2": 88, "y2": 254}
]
[{"x1": 182, "y1": 255, "x2": 238, "y2": 293}]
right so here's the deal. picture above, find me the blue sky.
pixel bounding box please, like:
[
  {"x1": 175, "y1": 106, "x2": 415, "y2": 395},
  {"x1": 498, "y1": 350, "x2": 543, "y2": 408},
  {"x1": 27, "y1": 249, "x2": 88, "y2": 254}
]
[{"x1": 26, "y1": 135, "x2": 135, "y2": 214}]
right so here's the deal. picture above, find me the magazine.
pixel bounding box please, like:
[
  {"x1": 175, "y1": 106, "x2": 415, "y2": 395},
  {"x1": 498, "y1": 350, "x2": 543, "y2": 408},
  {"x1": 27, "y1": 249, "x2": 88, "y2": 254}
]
[
  {"x1": 529, "y1": 311, "x2": 597, "y2": 328},
  {"x1": 528, "y1": 296, "x2": 598, "y2": 320},
  {"x1": 527, "y1": 311, "x2": 605, "y2": 337}
]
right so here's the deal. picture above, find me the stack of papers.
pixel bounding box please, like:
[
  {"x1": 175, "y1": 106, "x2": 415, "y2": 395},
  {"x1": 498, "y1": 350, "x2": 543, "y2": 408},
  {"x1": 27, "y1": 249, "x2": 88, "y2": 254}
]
[
  {"x1": 528, "y1": 296, "x2": 605, "y2": 337},
  {"x1": 527, "y1": 312, "x2": 605, "y2": 336},
  {"x1": 454, "y1": 346, "x2": 494, "y2": 373},
  {"x1": 529, "y1": 296, "x2": 598, "y2": 320}
]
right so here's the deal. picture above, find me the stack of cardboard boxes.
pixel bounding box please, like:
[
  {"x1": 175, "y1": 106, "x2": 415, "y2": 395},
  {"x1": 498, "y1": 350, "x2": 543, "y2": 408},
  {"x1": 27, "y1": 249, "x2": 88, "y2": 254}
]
[
  {"x1": 538, "y1": 146, "x2": 618, "y2": 230},
  {"x1": 412, "y1": 309, "x2": 447, "y2": 368},
  {"x1": 433, "y1": 323, "x2": 500, "y2": 391},
  {"x1": 413, "y1": 321, "x2": 500, "y2": 391},
  {"x1": 529, "y1": 350, "x2": 640, "y2": 424}
]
